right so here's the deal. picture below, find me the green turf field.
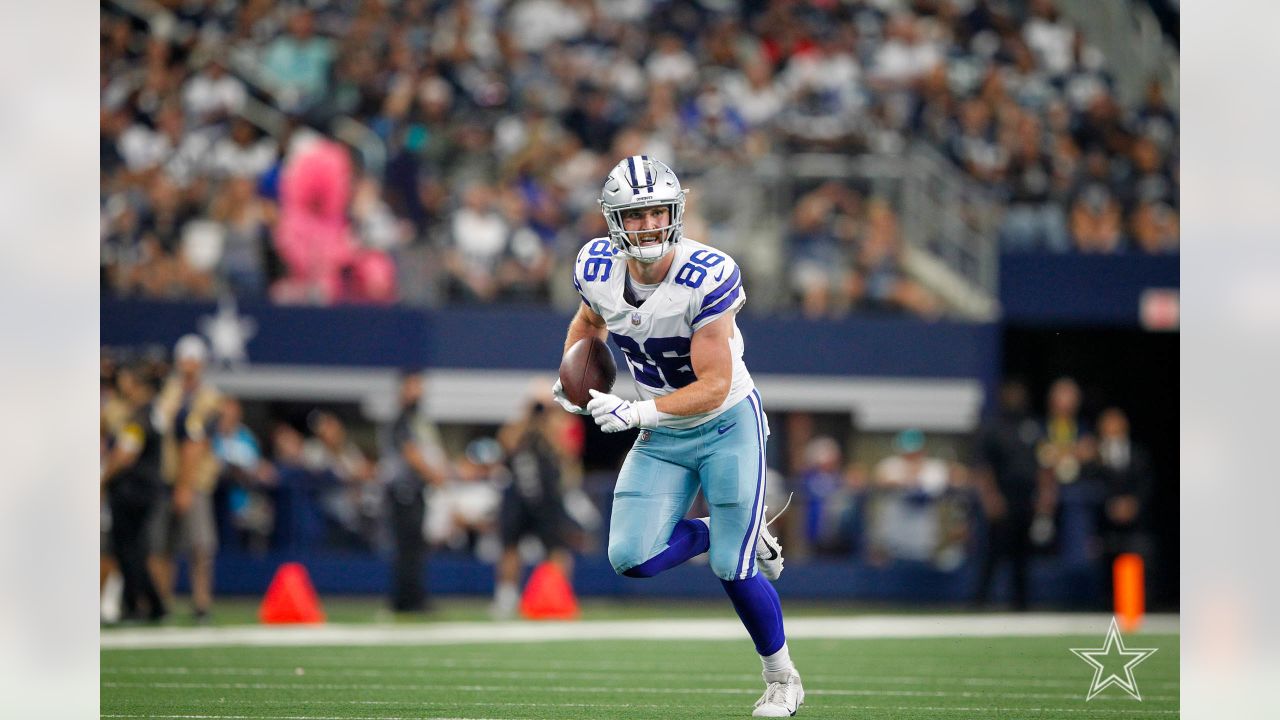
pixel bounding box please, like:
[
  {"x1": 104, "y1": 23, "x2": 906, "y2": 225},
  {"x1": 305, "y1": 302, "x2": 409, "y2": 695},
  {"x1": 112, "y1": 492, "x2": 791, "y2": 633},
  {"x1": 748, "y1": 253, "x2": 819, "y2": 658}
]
[{"x1": 101, "y1": 604, "x2": 1179, "y2": 719}]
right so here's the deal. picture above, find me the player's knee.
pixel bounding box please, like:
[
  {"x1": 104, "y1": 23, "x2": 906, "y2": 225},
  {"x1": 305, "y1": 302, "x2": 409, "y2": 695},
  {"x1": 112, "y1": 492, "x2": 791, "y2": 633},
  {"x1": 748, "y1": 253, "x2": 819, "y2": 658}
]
[
  {"x1": 608, "y1": 541, "x2": 648, "y2": 578},
  {"x1": 710, "y1": 552, "x2": 744, "y2": 582}
]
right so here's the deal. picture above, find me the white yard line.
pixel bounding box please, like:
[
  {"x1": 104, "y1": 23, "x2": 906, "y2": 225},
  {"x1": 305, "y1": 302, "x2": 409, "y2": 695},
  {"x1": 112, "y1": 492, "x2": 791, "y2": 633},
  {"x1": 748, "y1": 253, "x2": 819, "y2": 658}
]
[
  {"x1": 102, "y1": 716, "x2": 508, "y2": 720},
  {"x1": 101, "y1": 706, "x2": 1179, "y2": 719},
  {"x1": 100, "y1": 613, "x2": 1178, "y2": 650},
  {"x1": 99, "y1": 680, "x2": 1177, "y2": 702},
  {"x1": 101, "y1": 666, "x2": 1179, "y2": 695}
]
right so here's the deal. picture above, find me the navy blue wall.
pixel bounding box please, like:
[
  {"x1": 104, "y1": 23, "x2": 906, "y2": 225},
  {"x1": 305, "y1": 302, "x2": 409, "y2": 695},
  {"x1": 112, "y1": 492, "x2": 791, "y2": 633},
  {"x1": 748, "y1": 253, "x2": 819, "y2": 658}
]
[
  {"x1": 181, "y1": 552, "x2": 1097, "y2": 608},
  {"x1": 999, "y1": 253, "x2": 1178, "y2": 325},
  {"x1": 101, "y1": 298, "x2": 998, "y2": 379}
]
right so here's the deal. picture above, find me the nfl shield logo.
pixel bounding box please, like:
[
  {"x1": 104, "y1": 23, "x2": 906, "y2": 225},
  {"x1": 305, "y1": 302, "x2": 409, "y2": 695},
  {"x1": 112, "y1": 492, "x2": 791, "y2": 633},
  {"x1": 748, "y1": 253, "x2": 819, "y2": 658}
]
[
  {"x1": 638, "y1": 430, "x2": 652, "y2": 442},
  {"x1": 630, "y1": 312, "x2": 643, "y2": 327}
]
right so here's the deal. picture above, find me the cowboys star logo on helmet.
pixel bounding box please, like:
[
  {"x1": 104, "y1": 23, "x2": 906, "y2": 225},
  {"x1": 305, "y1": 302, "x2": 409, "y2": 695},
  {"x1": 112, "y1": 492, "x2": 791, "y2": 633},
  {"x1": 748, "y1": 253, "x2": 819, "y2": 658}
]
[{"x1": 599, "y1": 155, "x2": 687, "y2": 263}]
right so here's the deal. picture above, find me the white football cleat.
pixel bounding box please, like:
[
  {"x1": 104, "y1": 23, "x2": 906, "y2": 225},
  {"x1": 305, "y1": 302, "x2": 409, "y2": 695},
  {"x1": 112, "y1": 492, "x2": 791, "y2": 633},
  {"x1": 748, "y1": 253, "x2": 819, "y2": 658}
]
[
  {"x1": 753, "y1": 669, "x2": 804, "y2": 717},
  {"x1": 755, "y1": 495, "x2": 792, "y2": 581}
]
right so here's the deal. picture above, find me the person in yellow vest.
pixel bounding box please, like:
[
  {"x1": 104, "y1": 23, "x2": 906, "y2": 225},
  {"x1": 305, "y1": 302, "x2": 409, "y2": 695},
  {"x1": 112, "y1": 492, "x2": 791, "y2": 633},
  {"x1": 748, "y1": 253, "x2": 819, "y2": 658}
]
[
  {"x1": 102, "y1": 361, "x2": 168, "y2": 622},
  {"x1": 148, "y1": 334, "x2": 223, "y2": 622}
]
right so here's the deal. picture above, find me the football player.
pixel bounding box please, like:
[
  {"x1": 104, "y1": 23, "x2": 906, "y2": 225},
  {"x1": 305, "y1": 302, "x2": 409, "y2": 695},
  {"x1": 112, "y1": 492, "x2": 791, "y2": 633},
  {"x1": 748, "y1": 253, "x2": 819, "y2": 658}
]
[{"x1": 552, "y1": 156, "x2": 803, "y2": 717}]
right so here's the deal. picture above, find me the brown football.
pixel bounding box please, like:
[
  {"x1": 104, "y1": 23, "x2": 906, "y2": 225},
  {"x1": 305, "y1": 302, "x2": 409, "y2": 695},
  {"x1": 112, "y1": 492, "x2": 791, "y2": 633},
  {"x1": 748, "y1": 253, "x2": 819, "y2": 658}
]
[{"x1": 559, "y1": 336, "x2": 617, "y2": 408}]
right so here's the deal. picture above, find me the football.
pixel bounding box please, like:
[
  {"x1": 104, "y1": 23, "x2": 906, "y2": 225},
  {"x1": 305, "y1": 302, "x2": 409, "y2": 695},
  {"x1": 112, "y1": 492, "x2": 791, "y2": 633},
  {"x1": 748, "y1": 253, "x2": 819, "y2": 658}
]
[{"x1": 559, "y1": 336, "x2": 617, "y2": 408}]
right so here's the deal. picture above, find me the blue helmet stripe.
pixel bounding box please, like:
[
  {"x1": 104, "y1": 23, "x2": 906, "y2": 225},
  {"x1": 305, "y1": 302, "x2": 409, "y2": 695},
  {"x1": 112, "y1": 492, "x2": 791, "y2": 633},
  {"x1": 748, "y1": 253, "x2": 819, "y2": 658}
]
[
  {"x1": 626, "y1": 156, "x2": 640, "y2": 189},
  {"x1": 640, "y1": 155, "x2": 655, "y2": 191}
]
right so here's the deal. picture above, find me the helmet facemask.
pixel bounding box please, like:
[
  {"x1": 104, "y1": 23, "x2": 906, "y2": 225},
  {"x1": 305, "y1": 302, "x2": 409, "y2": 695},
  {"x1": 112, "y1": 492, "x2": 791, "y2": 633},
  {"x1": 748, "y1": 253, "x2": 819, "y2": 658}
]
[{"x1": 602, "y1": 199, "x2": 685, "y2": 263}]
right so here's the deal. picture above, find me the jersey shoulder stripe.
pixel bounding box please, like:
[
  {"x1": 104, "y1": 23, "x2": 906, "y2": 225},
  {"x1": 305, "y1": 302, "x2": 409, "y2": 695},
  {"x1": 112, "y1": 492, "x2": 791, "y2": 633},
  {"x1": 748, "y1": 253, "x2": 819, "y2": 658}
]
[
  {"x1": 682, "y1": 242, "x2": 745, "y2": 329},
  {"x1": 692, "y1": 281, "x2": 742, "y2": 326},
  {"x1": 698, "y1": 265, "x2": 742, "y2": 312}
]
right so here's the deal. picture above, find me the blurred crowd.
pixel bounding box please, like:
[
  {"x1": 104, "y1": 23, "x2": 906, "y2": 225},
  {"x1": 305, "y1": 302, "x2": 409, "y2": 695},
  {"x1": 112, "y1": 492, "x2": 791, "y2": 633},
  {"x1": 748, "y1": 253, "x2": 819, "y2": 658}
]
[
  {"x1": 102, "y1": 333, "x2": 1154, "y2": 617},
  {"x1": 101, "y1": 0, "x2": 1178, "y2": 316},
  {"x1": 100, "y1": 337, "x2": 595, "y2": 620},
  {"x1": 781, "y1": 375, "x2": 1157, "y2": 610}
]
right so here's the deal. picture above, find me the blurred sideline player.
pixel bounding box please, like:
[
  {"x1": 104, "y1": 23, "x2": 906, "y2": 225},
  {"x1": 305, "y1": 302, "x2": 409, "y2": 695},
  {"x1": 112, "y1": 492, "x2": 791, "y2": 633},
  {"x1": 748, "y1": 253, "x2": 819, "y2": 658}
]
[
  {"x1": 380, "y1": 371, "x2": 448, "y2": 612},
  {"x1": 552, "y1": 156, "x2": 803, "y2": 717},
  {"x1": 150, "y1": 334, "x2": 222, "y2": 621},
  {"x1": 491, "y1": 382, "x2": 579, "y2": 619},
  {"x1": 101, "y1": 361, "x2": 168, "y2": 622}
]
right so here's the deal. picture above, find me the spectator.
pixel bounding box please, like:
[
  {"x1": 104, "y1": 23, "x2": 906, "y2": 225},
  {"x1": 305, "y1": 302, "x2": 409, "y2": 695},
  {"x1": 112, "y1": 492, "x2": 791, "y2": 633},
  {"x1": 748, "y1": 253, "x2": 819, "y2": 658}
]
[
  {"x1": 820, "y1": 463, "x2": 869, "y2": 558},
  {"x1": 645, "y1": 33, "x2": 699, "y2": 92},
  {"x1": 867, "y1": 429, "x2": 966, "y2": 569},
  {"x1": 208, "y1": 119, "x2": 278, "y2": 180},
  {"x1": 208, "y1": 176, "x2": 272, "y2": 299},
  {"x1": 379, "y1": 372, "x2": 448, "y2": 612},
  {"x1": 1127, "y1": 135, "x2": 1178, "y2": 213},
  {"x1": 796, "y1": 436, "x2": 844, "y2": 553},
  {"x1": 445, "y1": 183, "x2": 509, "y2": 302},
  {"x1": 949, "y1": 97, "x2": 1007, "y2": 186},
  {"x1": 1129, "y1": 200, "x2": 1179, "y2": 255},
  {"x1": 427, "y1": 437, "x2": 502, "y2": 553},
  {"x1": 1022, "y1": 0, "x2": 1076, "y2": 78},
  {"x1": 211, "y1": 396, "x2": 277, "y2": 554},
  {"x1": 1039, "y1": 376, "x2": 1093, "y2": 485},
  {"x1": 722, "y1": 59, "x2": 785, "y2": 132},
  {"x1": 787, "y1": 183, "x2": 859, "y2": 319},
  {"x1": 149, "y1": 334, "x2": 223, "y2": 622},
  {"x1": 491, "y1": 184, "x2": 556, "y2": 302},
  {"x1": 973, "y1": 380, "x2": 1049, "y2": 610},
  {"x1": 272, "y1": 132, "x2": 355, "y2": 302},
  {"x1": 182, "y1": 58, "x2": 247, "y2": 127},
  {"x1": 563, "y1": 86, "x2": 622, "y2": 156},
  {"x1": 855, "y1": 199, "x2": 940, "y2": 316},
  {"x1": 261, "y1": 7, "x2": 335, "y2": 112},
  {"x1": 491, "y1": 386, "x2": 578, "y2": 619},
  {"x1": 1134, "y1": 79, "x2": 1178, "y2": 155},
  {"x1": 303, "y1": 410, "x2": 378, "y2": 548},
  {"x1": 1086, "y1": 407, "x2": 1155, "y2": 603},
  {"x1": 1000, "y1": 112, "x2": 1070, "y2": 252},
  {"x1": 1069, "y1": 182, "x2": 1124, "y2": 253},
  {"x1": 273, "y1": 134, "x2": 398, "y2": 304}
]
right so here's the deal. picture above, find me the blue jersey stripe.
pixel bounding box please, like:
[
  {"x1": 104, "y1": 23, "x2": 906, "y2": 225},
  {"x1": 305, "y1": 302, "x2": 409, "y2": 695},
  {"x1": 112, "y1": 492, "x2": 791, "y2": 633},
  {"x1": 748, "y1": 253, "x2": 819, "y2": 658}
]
[
  {"x1": 734, "y1": 391, "x2": 767, "y2": 579},
  {"x1": 700, "y1": 267, "x2": 742, "y2": 310},
  {"x1": 691, "y1": 285, "x2": 742, "y2": 326}
]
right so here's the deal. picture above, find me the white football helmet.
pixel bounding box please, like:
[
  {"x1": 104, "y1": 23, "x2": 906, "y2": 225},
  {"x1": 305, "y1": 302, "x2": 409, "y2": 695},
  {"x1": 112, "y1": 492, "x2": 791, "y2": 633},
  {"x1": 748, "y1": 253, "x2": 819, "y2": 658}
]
[{"x1": 599, "y1": 155, "x2": 687, "y2": 263}]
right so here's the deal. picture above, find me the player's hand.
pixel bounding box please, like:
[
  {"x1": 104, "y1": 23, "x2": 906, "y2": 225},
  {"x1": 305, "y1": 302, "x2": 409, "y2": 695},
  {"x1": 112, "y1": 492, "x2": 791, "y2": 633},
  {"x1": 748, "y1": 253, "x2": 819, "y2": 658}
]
[
  {"x1": 551, "y1": 379, "x2": 589, "y2": 415},
  {"x1": 586, "y1": 389, "x2": 658, "y2": 432},
  {"x1": 173, "y1": 485, "x2": 194, "y2": 515}
]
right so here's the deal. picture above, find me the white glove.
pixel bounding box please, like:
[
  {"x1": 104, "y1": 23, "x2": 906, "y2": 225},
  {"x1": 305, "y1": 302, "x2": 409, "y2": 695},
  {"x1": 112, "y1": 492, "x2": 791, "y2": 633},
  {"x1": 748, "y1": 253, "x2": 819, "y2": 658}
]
[
  {"x1": 586, "y1": 389, "x2": 659, "y2": 433},
  {"x1": 551, "y1": 378, "x2": 589, "y2": 415}
]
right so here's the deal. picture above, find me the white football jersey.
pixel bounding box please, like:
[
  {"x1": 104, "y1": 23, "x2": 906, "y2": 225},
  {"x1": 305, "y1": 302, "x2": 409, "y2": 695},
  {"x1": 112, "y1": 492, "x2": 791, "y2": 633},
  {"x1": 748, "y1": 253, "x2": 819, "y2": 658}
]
[{"x1": 573, "y1": 236, "x2": 755, "y2": 429}]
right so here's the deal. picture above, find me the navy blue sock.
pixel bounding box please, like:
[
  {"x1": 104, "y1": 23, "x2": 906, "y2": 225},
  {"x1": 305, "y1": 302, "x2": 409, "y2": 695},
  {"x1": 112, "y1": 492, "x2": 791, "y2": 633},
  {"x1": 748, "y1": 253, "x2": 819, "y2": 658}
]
[
  {"x1": 622, "y1": 519, "x2": 710, "y2": 578},
  {"x1": 721, "y1": 572, "x2": 786, "y2": 656}
]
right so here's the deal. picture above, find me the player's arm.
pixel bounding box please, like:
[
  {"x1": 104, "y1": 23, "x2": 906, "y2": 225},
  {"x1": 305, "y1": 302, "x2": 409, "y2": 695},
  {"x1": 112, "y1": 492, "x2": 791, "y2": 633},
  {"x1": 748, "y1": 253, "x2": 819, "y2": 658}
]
[
  {"x1": 173, "y1": 436, "x2": 204, "y2": 513},
  {"x1": 563, "y1": 302, "x2": 607, "y2": 354},
  {"x1": 653, "y1": 313, "x2": 733, "y2": 417},
  {"x1": 402, "y1": 439, "x2": 445, "y2": 487},
  {"x1": 586, "y1": 315, "x2": 736, "y2": 432},
  {"x1": 100, "y1": 425, "x2": 143, "y2": 487}
]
